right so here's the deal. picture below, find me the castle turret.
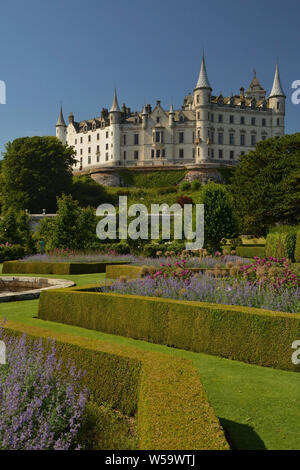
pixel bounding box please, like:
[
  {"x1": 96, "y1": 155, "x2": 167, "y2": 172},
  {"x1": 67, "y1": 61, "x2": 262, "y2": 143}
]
[
  {"x1": 142, "y1": 105, "x2": 148, "y2": 129},
  {"x1": 109, "y1": 89, "x2": 121, "y2": 163},
  {"x1": 268, "y1": 64, "x2": 285, "y2": 136},
  {"x1": 168, "y1": 103, "x2": 175, "y2": 127},
  {"x1": 56, "y1": 105, "x2": 67, "y2": 144},
  {"x1": 194, "y1": 54, "x2": 212, "y2": 162}
]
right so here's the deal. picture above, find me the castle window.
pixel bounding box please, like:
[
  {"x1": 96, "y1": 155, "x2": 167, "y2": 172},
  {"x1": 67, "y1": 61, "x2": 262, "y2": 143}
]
[
  {"x1": 88, "y1": 135, "x2": 91, "y2": 142},
  {"x1": 97, "y1": 133, "x2": 100, "y2": 140},
  {"x1": 218, "y1": 149, "x2": 223, "y2": 159},
  {"x1": 88, "y1": 147, "x2": 91, "y2": 153},
  {"x1": 105, "y1": 153, "x2": 109, "y2": 161},
  {"x1": 192, "y1": 148, "x2": 195, "y2": 158},
  {"x1": 80, "y1": 137, "x2": 83, "y2": 143},
  {"x1": 230, "y1": 150, "x2": 234, "y2": 160},
  {"x1": 197, "y1": 112, "x2": 200, "y2": 119},
  {"x1": 230, "y1": 115, "x2": 234, "y2": 124},
  {"x1": 179, "y1": 132, "x2": 184, "y2": 144},
  {"x1": 211, "y1": 149, "x2": 214, "y2": 158},
  {"x1": 123, "y1": 151, "x2": 126, "y2": 160},
  {"x1": 88, "y1": 156, "x2": 91, "y2": 164},
  {"x1": 229, "y1": 133, "x2": 234, "y2": 145},
  {"x1": 277, "y1": 102, "x2": 280, "y2": 110},
  {"x1": 96, "y1": 145, "x2": 100, "y2": 153},
  {"x1": 106, "y1": 144, "x2": 108, "y2": 150},
  {"x1": 106, "y1": 131, "x2": 109, "y2": 138},
  {"x1": 211, "y1": 114, "x2": 214, "y2": 122},
  {"x1": 179, "y1": 115, "x2": 184, "y2": 123},
  {"x1": 162, "y1": 149, "x2": 166, "y2": 157},
  {"x1": 262, "y1": 135, "x2": 267, "y2": 140},
  {"x1": 251, "y1": 135, "x2": 256, "y2": 146},
  {"x1": 179, "y1": 149, "x2": 184, "y2": 158},
  {"x1": 277, "y1": 118, "x2": 280, "y2": 126},
  {"x1": 198, "y1": 147, "x2": 200, "y2": 157},
  {"x1": 192, "y1": 132, "x2": 195, "y2": 143},
  {"x1": 134, "y1": 134, "x2": 139, "y2": 145},
  {"x1": 123, "y1": 134, "x2": 126, "y2": 145},
  {"x1": 211, "y1": 131, "x2": 214, "y2": 143},
  {"x1": 241, "y1": 151, "x2": 245, "y2": 156},
  {"x1": 151, "y1": 149, "x2": 154, "y2": 158},
  {"x1": 197, "y1": 95, "x2": 199, "y2": 103},
  {"x1": 80, "y1": 149, "x2": 83, "y2": 155},
  {"x1": 97, "y1": 154, "x2": 100, "y2": 163},
  {"x1": 156, "y1": 117, "x2": 160, "y2": 123},
  {"x1": 218, "y1": 114, "x2": 223, "y2": 123},
  {"x1": 251, "y1": 117, "x2": 256, "y2": 126},
  {"x1": 240, "y1": 116, "x2": 245, "y2": 125},
  {"x1": 240, "y1": 134, "x2": 245, "y2": 146},
  {"x1": 134, "y1": 150, "x2": 139, "y2": 159},
  {"x1": 75, "y1": 139, "x2": 77, "y2": 144},
  {"x1": 156, "y1": 149, "x2": 160, "y2": 158},
  {"x1": 218, "y1": 132, "x2": 223, "y2": 145},
  {"x1": 197, "y1": 129, "x2": 200, "y2": 139},
  {"x1": 262, "y1": 118, "x2": 266, "y2": 127}
]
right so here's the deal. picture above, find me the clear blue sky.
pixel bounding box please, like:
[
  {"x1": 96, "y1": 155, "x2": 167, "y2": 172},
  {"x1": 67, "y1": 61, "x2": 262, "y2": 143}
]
[{"x1": 0, "y1": 0, "x2": 299, "y2": 155}]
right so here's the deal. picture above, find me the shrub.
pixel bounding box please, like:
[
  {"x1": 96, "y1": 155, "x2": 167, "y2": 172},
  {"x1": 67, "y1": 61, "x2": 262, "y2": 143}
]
[
  {"x1": 191, "y1": 180, "x2": 201, "y2": 191},
  {"x1": 295, "y1": 232, "x2": 300, "y2": 263},
  {"x1": 0, "y1": 244, "x2": 25, "y2": 263},
  {"x1": 118, "y1": 170, "x2": 187, "y2": 188},
  {"x1": 179, "y1": 181, "x2": 191, "y2": 191},
  {"x1": 236, "y1": 245, "x2": 265, "y2": 258},
  {"x1": 265, "y1": 226, "x2": 298, "y2": 261}
]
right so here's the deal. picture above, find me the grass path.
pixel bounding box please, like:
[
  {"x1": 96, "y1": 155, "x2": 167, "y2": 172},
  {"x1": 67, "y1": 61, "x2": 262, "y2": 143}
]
[{"x1": 1, "y1": 266, "x2": 300, "y2": 450}]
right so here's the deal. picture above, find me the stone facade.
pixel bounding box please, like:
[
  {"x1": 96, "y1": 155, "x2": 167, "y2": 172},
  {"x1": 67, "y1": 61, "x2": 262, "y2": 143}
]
[{"x1": 56, "y1": 56, "x2": 285, "y2": 175}]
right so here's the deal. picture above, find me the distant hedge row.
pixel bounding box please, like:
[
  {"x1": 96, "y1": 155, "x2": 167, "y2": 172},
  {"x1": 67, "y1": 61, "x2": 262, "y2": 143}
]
[
  {"x1": 106, "y1": 264, "x2": 229, "y2": 280},
  {"x1": 2, "y1": 322, "x2": 228, "y2": 450},
  {"x1": 2, "y1": 260, "x2": 129, "y2": 275},
  {"x1": 39, "y1": 286, "x2": 300, "y2": 372}
]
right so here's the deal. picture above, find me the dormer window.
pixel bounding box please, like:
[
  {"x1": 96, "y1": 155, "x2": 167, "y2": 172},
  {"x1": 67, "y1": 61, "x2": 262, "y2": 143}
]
[
  {"x1": 179, "y1": 114, "x2": 184, "y2": 123},
  {"x1": 156, "y1": 117, "x2": 160, "y2": 123}
]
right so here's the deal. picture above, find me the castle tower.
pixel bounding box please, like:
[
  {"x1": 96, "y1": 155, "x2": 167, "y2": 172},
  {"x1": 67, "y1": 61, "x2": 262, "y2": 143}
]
[
  {"x1": 168, "y1": 103, "x2": 175, "y2": 127},
  {"x1": 142, "y1": 105, "x2": 148, "y2": 129},
  {"x1": 56, "y1": 105, "x2": 67, "y2": 144},
  {"x1": 109, "y1": 89, "x2": 121, "y2": 163},
  {"x1": 268, "y1": 64, "x2": 285, "y2": 136},
  {"x1": 193, "y1": 54, "x2": 212, "y2": 162}
]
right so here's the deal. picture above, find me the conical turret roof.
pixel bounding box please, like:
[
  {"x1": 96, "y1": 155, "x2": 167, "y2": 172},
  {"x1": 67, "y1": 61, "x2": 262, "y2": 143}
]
[
  {"x1": 195, "y1": 54, "x2": 212, "y2": 90},
  {"x1": 269, "y1": 64, "x2": 285, "y2": 97},
  {"x1": 110, "y1": 89, "x2": 120, "y2": 112},
  {"x1": 56, "y1": 105, "x2": 66, "y2": 126}
]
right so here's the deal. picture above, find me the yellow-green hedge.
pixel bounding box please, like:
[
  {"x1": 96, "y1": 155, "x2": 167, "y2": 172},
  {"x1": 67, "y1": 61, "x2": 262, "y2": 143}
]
[
  {"x1": 2, "y1": 260, "x2": 129, "y2": 275},
  {"x1": 106, "y1": 264, "x2": 226, "y2": 280},
  {"x1": 39, "y1": 286, "x2": 300, "y2": 371},
  {"x1": 236, "y1": 246, "x2": 265, "y2": 258},
  {"x1": 1, "y1": 321, "x2": 228, "y2": 450}
]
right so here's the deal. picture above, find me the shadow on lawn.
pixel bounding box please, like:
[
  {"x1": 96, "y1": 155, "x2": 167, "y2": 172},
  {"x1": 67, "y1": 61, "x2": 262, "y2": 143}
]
[{"x1": 220, "y1": 418, "x2": 267, "y2": 450}]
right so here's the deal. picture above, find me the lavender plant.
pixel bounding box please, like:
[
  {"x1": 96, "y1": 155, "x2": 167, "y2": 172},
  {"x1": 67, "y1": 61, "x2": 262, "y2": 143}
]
[
  {"x1": 0, "y1": 329, "x2": 88, "y2": 450},
  {"x1": 100, "y1": 274, "x2": 300, "y2": 313}
]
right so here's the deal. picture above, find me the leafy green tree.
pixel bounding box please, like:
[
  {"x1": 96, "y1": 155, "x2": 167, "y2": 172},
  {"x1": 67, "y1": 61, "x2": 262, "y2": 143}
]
[
  {"x1": 39, "y1": 194, "x2": 98, "y2": 250},
  {"x1": 202, "y1": 183, "x2": 238, "y2": 253},
  {"x1": 230, "y1": 134, "x2": 300, "y2": 235},
  {"x1": 0, "y1": 136, "x2": 75, "y2": 213},
  {"x1": 0, "y1": 209, "x2": 35, "y2": 253}
]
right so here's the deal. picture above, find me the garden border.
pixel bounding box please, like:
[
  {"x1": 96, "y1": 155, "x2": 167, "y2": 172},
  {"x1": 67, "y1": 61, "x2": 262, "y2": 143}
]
[{"x1": 2, "y1": 260, "x2": 131, "y2": 275}]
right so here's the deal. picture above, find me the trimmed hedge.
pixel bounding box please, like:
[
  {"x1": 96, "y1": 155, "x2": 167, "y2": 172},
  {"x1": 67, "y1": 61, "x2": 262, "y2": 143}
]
[
  {"x1": 236, "y1": 245, "x2": 265, "y2": 258},
  {"x1": 39, "y1": 286, "x2": 300, "y2": 372},
  {"x1": 1, "y1": 321, "x2": 228, "y2": 450},
  {"x1": 2, "y1": 260, "x2": 130, "y2": 275},
  {"x1": 106, "y1": 264, "x2": 229, "y2": 280}
]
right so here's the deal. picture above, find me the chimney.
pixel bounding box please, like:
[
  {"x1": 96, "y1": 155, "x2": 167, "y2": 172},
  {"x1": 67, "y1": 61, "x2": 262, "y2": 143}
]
[{"x1": 240, "y1": 87, "x2": 245, "y2": 99}]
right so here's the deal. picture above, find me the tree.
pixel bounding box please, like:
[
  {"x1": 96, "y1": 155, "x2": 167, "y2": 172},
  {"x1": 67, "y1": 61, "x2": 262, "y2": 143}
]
[
  {"x1": 38, "y1": 194, "x2": 98, "y2": 250},
  {"x1": 202, "y1": 183, "x2": 238, "y2": 253},
  {"x1": 229, "y1": 134, "x2": 300, "y2": 235},
  {"x1": 0, "y1": 209, "x2": 35, "y2": 253},
  {"x1": 0, "y1": 136, "x2": 75, "y2": 213}
]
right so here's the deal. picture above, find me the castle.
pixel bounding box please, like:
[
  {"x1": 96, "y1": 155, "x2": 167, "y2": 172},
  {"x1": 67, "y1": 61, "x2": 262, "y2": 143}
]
[{"x1": 56, "y1": 55, "x2": 285, "y2": 185}]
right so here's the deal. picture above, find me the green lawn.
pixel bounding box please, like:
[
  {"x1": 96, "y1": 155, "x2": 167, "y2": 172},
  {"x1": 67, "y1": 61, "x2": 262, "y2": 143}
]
[{"x1": 1, "y1": 266, "x2": 300, "y2": 450}]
